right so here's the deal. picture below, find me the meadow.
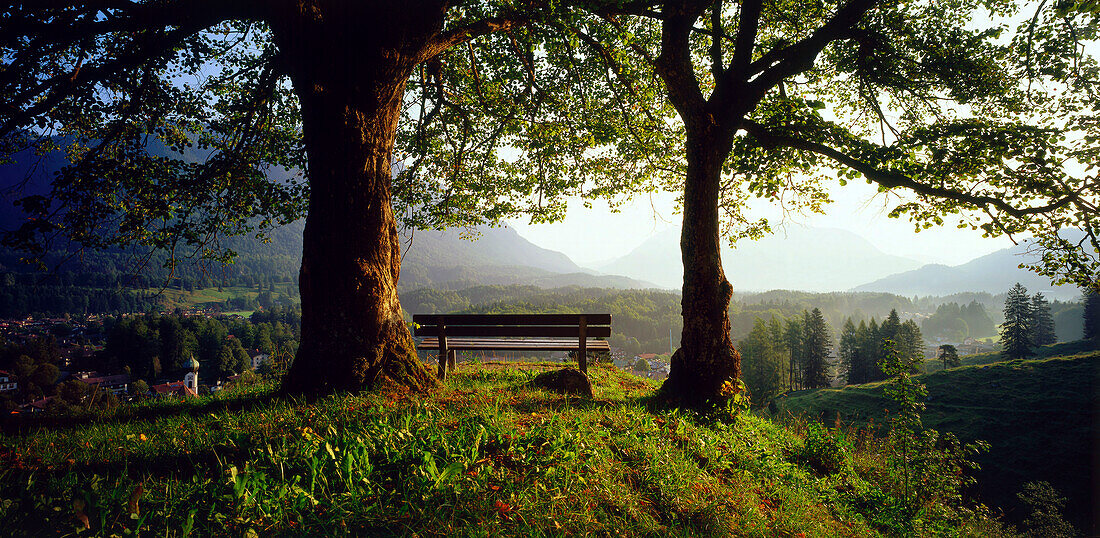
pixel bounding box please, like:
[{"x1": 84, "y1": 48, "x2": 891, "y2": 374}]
[
  {"x1": 0, "y1": 364, "x2": 1015, "y2": 536},
  {"x1": 776, "y1": 343, "x2": 1099, "y2": 533}
]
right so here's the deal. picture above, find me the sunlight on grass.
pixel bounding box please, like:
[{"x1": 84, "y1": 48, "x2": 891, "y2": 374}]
[{"x1": 0, "y1": 365, "x2": 1012, "y2": 536}]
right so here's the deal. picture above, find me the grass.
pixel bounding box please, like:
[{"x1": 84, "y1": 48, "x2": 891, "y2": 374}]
[
  {"x1": 148, "y1": 284, "x2": 300, "y2": 312},
  {"x1": 0, "y1": 364, "x2": 1013, "y2": 536},
  {"x1": 776, "y1": 344, "x2": 1099, "y2": 534},
  {"x1": 921, "y1": 339, "x2": 1099, "y2": 373}
]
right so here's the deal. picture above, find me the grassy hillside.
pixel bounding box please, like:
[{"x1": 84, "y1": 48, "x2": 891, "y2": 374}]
[
  {"x1": 776, "y1": 346, "x2": 1099, "y2": 534},
  {"x1": 0, "y1": 365, "x2": 1013, "y2": 536},
  {"x1": 921, "y1": 339, "x2": 1099, "y2": 373}
]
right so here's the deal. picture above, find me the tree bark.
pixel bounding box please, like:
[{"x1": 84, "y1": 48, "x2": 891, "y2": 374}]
[
  {"x1": 659, "y1": 126, "x2": 741, "y2": 408},
  {"x1": 271, "y1": 2, "x2": 441, "y2": 395}
]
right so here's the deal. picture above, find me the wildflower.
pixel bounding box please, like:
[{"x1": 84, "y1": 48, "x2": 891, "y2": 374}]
[{"x1": 139, "y1": 434, "x2": 148, "y2": 442}]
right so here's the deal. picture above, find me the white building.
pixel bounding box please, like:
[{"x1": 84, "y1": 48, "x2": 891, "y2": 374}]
[{"x1": 0, "y1": 370, "x2": 17, "y2": 392}]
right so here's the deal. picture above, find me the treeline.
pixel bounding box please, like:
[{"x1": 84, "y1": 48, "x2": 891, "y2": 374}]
[
  {"x1": 739, "y1": 308, "x2": 923, "y2": 406},
  {"x1": 406, "y1": 286, "x2": 682, "y2": 357},
  {"x1": 1001, "y1": 285, "x2": 1060, "y2": 360},
  {"x1": 0, "y1": 282, "x2": 160, "y2": 318},
  {"x1": 95, "y1": 308, "x2": 301, "y2": 386},
  {"x1": 732, "y1": 291, "x2": 917, "y2": 337},
  {"x1": 920, "y1": 301, "x2": 996, "y2": 340}
]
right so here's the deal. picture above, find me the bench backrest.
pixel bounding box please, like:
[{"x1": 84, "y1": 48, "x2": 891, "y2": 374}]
[{"x1": 412, "y1": 314, "x2": 612, "y2": 338}]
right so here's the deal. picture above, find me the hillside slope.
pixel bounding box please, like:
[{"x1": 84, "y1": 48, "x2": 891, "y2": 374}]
[
  {"x1": 774, "y1": 347, "x2": 1100, "y2": 534},
  {"x1": 0, "y1": 365, "x2": 1013, "y2": 536}
]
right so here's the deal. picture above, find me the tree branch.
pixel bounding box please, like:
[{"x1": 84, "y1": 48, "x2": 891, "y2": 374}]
[
  {"x1": 746, "y1": 0, "x2": 876, "y2": 98},
  {"x1": 741, "y1": 119, "x2": 1079, "y2": 218},
  {"x1": 728, "y1": 0, "x2": 763, "y2": 82},
  {"x1": 656, "y1": 0, "x2": 711, "y2": 121}
]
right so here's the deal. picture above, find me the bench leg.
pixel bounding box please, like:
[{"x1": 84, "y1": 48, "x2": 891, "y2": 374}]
[
  {"x1": 448, "y1": 350, "x2": 457, "y2": 372},
  {"x1": 437, "y1": 349, "x2": 448, "y2": 380}
]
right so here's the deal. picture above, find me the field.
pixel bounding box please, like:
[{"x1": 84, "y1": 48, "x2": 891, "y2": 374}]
[
  {"x1": 0, "y1": 364, "x2": 1016, "y2": 536},
  {"x1": 776, "y1": 343, "x2": 1100, "y2": 533},
  {"x1": 150, "y1": 283, "x2": 299, "y2": 312}
]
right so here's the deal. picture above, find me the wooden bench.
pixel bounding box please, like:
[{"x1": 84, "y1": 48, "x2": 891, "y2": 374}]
[{"x1": 412, "y1": 314, "x2": 612, "y2": 379}]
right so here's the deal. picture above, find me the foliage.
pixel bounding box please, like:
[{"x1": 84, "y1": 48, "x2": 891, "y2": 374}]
[
  {"x1": 1001, "y1": 283, "x2": 1034, "y2": 360},
  {"x1": 97, "y1": 312, "x2": 298, "y2": 383},
  {"x1": 737, "y1": 317, "x2": 787, "y2": 406},
  {"x1": 876, "y1": 340, "x2": 989, "y2": 534},
  {"x1": 921, "y1": 301, "x2": 996, "y2": 341},
  {"x1": 1016, "y1": 481, "x2": 1078, "y2": 538},
  {"x1": 776, "y1": 348, "x2": 1100, "y2": 532},
  {"x1": 938, "y1": 344, "x2": 960, "y2": 370}
]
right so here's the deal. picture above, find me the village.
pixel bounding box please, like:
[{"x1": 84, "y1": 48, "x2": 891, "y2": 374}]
[{"x1": 0, "y1": 314, "x2": 275, "y2": 414}]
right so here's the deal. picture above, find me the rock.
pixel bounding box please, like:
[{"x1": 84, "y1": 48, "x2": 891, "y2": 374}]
[{"x1": 528, "y1": 368, "x2": 593, "y2": 398}]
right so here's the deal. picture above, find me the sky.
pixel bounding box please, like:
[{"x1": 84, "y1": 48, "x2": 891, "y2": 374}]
[{"x1": 506, "y1": 180, "x2": 1025, "y2": 269}]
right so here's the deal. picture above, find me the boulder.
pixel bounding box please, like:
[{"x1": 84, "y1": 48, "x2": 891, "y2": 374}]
[{"x1": 528, "y1": 368, "x2": 593, "y2": 398}]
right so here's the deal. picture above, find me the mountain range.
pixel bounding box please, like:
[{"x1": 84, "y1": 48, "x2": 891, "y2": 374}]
[
  {"x1": 1, "y1": 142, "x2": 1089, "y2": 300},
  {"x1": 599, "y1": 226, "x2": 925, "y2": 292},
  {"x1": 853, "y1": 238, "x2": 1084, "y2": 300}
]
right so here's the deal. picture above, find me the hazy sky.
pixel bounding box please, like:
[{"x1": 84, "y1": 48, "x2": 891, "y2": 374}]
[{"x1": 507, "y1": 180, "x2": 1024, "y2": 269}]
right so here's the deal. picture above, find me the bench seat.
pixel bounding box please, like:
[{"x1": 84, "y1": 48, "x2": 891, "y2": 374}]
[
  {"x1": 419, "y1": 338, "x2": 611, "y2": 352},
  {"x1": 413, "y1": 313, "x2": 612, "y2": 379}
]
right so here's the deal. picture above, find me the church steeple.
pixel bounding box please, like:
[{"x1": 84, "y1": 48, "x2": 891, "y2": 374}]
[{"x1": 184, "y1": 355, "x2": 200, "y2": 394}]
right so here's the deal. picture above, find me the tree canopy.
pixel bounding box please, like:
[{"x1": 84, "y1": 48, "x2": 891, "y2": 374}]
[{"x1": 2, "y1": 1, "x2": 1099, "y2": 402}]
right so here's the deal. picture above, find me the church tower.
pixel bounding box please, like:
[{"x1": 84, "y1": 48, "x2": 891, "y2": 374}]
[{"x1": 183, "y1": 355, "x2": 200, "y2": 393}]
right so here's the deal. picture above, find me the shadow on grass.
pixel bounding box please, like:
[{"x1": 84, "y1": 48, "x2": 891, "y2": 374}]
[{"x1": 1, "y1": 388, "x2": 293, "y2": 436}]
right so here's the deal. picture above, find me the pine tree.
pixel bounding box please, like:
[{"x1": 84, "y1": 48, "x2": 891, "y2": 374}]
[
  {"x1": 1029, "y1": 293, "x2": 1057, "y2": 347},
  {"x1": 899, "y1": 320, "x2": 925, "y2": 372},
  {"x1": 1084, "y1": 290, "x2": 1100, "y2": 342},
  {"x1": 738, "y1": 318, "x2": 786, "y2": 405},
  {"x1": 801, "y1": 308, "x2": 833, "y2": 389},
  {"x1": 784, "y1": 319, "x2": 803, "y2": 390},
  {"x1": 1002, "y1": 283, "x2": 1034, "y2": 360},
  {"x1": 838, "y1": 318, "x2": 858, "y2": 385}
]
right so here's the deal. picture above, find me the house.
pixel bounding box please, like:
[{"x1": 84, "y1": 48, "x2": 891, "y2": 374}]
[
  {"x1": 151, "y1": 381, "x2": 197, "y2": 399},
  {"x1": 250, "y1": 352, "x2": 271, "y2": 370},
  {"x1": 17, "y1": 396, "x2": 53, "y2": 413},
  {"x1": 77, "y1": 373, "x2": 130, "y2": 395},
  {"x1": 0, "y1": 370, "x2": 17, "y2": 392}
]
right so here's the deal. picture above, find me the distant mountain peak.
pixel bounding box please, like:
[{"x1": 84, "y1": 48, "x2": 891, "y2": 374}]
[{"x1": 599, "y1": 225, "x2": 923, "y2": 292}]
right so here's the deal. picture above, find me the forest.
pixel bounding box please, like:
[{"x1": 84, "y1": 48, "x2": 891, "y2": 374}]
[{"x1": 0, "y1": 308, "x2": 300, "y2": 412}]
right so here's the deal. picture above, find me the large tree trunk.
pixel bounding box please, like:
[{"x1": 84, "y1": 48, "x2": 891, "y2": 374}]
[
  {"x1": 271, "y1": 2, "x2": 441, "y2": 395},
  {"x1": 660, "y1": 128, "x2": 741, "y2": 408}
]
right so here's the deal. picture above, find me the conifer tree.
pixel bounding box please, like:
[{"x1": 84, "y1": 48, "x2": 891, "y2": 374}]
[
  {"x1": 1029, "y1": 293, "x2": 1057, "y2": 347},
  {"x1": 784, "y1": 318, "x2": 803, "y2": 390},
  {"x1": 738, "y1": 318, "x2": 785, "y2": 405},
  {"x1": 1084, "y1": 290, "x2": 1100, "y2": 342},
  {"x1": 851, "y1": 319, "x2": 875, "y2": 384},
  {"x1": 838, "y1": 318, "x2": 858, "y2": 385},
  {"x1": 801, "y1": 308, "x2": 833, "y2": 389},
  {"x1": 899, "y1": 320, "x2": 925, "y2": 372},
  {"x1": 1002, "y1": 283, "x2": 1034, "y2": 360}
]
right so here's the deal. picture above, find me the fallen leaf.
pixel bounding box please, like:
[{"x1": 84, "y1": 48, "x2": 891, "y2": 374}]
[
  {"x1": 128, "y1": 483, "x2": 143, "y2": 515},
  {"x1": 72, "y1": 498, "x2": 90, "y2": 529}
]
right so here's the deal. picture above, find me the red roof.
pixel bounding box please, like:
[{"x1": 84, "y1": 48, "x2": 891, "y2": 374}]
[{"x1": 151, "y1": 382, "x2": 197, "y2": 398}]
